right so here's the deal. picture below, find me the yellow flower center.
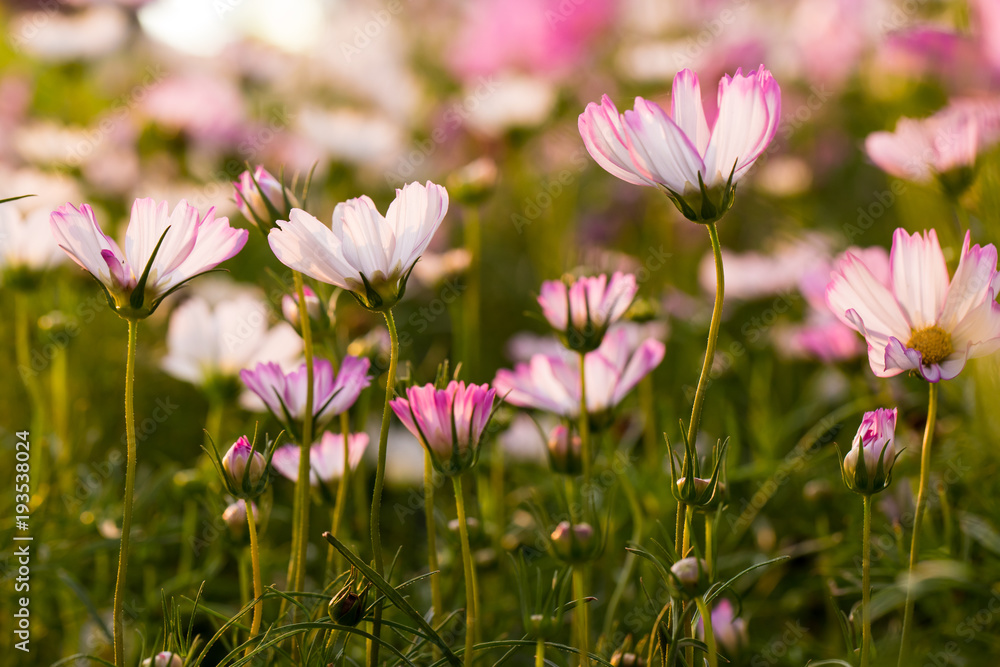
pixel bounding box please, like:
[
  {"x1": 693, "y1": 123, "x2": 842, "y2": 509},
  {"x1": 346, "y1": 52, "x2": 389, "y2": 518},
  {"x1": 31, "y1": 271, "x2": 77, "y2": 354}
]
[{"x1": 906, "y1": 325, "x2": 954, "y2": 365}]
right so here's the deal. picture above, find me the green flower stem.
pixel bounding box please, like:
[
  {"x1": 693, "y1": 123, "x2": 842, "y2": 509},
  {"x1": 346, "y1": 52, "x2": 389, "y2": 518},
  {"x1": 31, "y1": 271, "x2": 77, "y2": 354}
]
[
  {"x1": 705, "y1": 513, "x2": 715, "y2": 580},
  {"x1": 686, "y1": 220, "x2": 724, "y2": 458},
  {"x1": 462, "y1": 205, "x2": 481, "y2": 379},
  {"x1": 14, "y1": 293, "x2": 46, "y2": 497},
  {"x1": 573, "y1": 567, "x2": 590, "y2": 667},
  {"x1": 675, "y1": 502, "x2": 685, "y2": 556},
  {"x1": 425, "y1": 452, "x2": 444, "y2": 632},
  {"x1": 862, "y1": 494, "x2": 872, "y2": 667},
  {"x1": 682, "y1": 504, "x2": 695, "y2": 556},
  {"x1": 289, "y1": 271, "x2": 316, "y2": 606},
  {"x1": 452, "y1": 475, "x2": 477, "y2": 667},
  {"x1": 367, "y1": 308, "x2": 398, "y2": 667},
  {"x1": 246, "y1": 502, "x2": 263, "y2": 657},
  {"x1": 578, "y1": 351, "x2": 591, "y2": 489},
  {"x1": 329, "y1": 411, "x2": 353, "y2": 577},
  {"x1": 113, "y1": 318, "x2": 138, "y2": 667},
  {"x1": 535, "y1": 637, "x2": 545, "y2": 667},
  {"x1": 898, "y1": 382, "x2": 938, "y2": 667},
  {"x1": 694, "y1": 596, "x2": 718, "y2": 667}
]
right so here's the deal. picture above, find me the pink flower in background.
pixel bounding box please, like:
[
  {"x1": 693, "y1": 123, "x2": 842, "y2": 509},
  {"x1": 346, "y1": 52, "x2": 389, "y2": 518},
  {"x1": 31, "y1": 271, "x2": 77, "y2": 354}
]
[
  {"x1": 827, "y1": 229, "x2": 1000, "y2": 382},
  {"x1": 268, "y1": 181, "x2": 448, "y2": 311},
  {"x1": 143, "y1": 74, "x2": 246, "y2": 145},
  {"x1": 865, "y1": 100, "x2": 1000, "y2": 188},
  {"x1": 448, "y1": 0, "x2": 614, "y2": 81},
  {"x1": 0, "y1": 205, "x2": 66, "y2": 277},
  {"x1": 579, "y1": 67, "x2": 780, "y2": 194},
  {"x1": 538, "y1": 272, "x2": 637, "y2": 351},
  {"x1": 494, "y1": 327, "x2": 665, "y2": 419},
  {"x1": 233, "y1": 166, "x2": 290, "y2": 225},
  {"x1": 271, "y1": 432, "x2": 369, "y2": 485},
  {"x1": 50, "y1": 198, "x2": 248, "y2": 318},
  {"x1": 391, "y1": 381, "x2": 498, "y2": 475},
  {"x1": 161, "y1": 294, "x2": 302, "y2": 390},
  {"x1": 281, "y1": 285, "x2": 321, "y2": 331},
  {"x1": 697, "y1": 599, "x2": 748, "y2": 656},
  {"x1": 240, "y1": 357, "x2": 371, "y2": 434}
]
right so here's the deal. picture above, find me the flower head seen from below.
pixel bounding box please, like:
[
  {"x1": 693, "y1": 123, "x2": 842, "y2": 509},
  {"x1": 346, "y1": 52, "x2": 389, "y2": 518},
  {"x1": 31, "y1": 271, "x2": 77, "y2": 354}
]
[
  {"x1": 827, "y1": 229, "x2": 1000, "y2": 382},
  {"x1": 494, "y1": 327, "x2": 665, "y2": 427},
  {"x1": 271, "y1": 431, "x2": 370, "y2": 486},
  {"x1": 233, "y1": 165, "x2": 298, "y2": 234},
  {"x1": 579, "y1": 66, "x2": 780, "y2": 223},
  {"x1": 538, "y1": 272, "x2": 638, "y2": 352},
  {"x1": 268, "y1": 181, "x2": 449, "y2": 311},
  {"x1": 840, "y1": 407, "x2": 898, "y2": 496},
  {"x1": 390, "y1": 380, "x2": 498, "y2": 476},
  {"x1": 161, "y1": 294, "x2": 303, "y2": 401},
  {"x1": 865, "y1": 99, "x2": 1000, "y2": 198},
  {"x1": 50, "y1": 198, "x2": 248, "y2": 319},
  {"x1": 240, "y1": 356, "x2": 372, "y2": 440}
]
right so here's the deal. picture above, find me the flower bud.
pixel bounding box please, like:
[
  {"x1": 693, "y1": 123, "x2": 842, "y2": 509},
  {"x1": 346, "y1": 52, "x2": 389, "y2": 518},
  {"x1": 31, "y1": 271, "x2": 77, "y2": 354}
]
[
  {"x1": 446, "y1": 157, "x2": 498, "y2": 206},
  {"x1": 233, "y1": 166, "x2": 296, "y2": 233},
  {"x1": 281, "y1": 285, "x2": 323, "y2": 332},
  {"x1": 669, "y1": 557, "x2": 709, "y2": 598},
  {"x1": 547, "y1": 424, "x2": 582, "y2": 475},
  {"x1": 329, "y1": 583, "x2": 369, "y2": 627},
  {"x1": 141, "y1": 652, "x2": 183, "y2": 667},
  {"x1": 222, "y1": 436, "x2": 267, "y2": 497},
  {"x1": 222, "y1": 500, "x2": 258, "y2": 537},
  {"x1": 610, "y1": 651, "x2": 646, "y2": 667},
  {"x1": 841, "y1": 408, "x2": 898, "y2": 496},
  {"x1": 550, "y1": 521, "x2": 600, "y2": 563}
]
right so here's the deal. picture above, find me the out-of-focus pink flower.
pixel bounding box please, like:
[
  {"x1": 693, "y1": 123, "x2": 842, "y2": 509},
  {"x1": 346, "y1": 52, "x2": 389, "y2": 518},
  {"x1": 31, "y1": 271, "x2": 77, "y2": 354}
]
[
  {"x1": 161, "y1": 294, "x2": 302, "y2": 392},
  {"x1": 233, "y1": 166, "x2": 289, "y2": 227},
  {"x1": 538, "y1": 272, "x2": 638, "y2": 351},
  {"x1": 222, "y1": 499, "x2": 259, "y2": 532},
  {"x1": 843, "y1": 407, "x2": 898, "y2": 495},
  {"x1": 792, "y1": 0, "x2": 867, "y2": 85},
  {"x1": 11, "y1": 6, "x2": 130, "y2": 62},
  {"x1": 143, "y1": 74, "x2": 246, "y2": 145},
  {"x1": 447, "y1": 0, "x2": 615, "y2": 81},
  {"x1": 698, "y1": 234, "x2": 831, "y2": 302},
  {"x1": 140, "y1": 652, "x2": 183, "y2": 667},
  {"x1": 579, "y1": 67, "x2": 780, "y2": 194},
  {"x1": 391, "y1": 381, "x2": 498, "y2": 475},
  {"x1": 268, "y1": 181, "x2": 448, "y2": 311},
  {"x1": 865, "y1": 99, "x2": 1000, "y2": 190},
  {"x1": 412, "y1": 248, "x2": 471, "y2": 288},
  {"x1": 240, "y1": 357, "x2": 371, "y2": 435},
  {"x1": 271, "y1": 431, "x2": 369, "y2": 485},
  {"x1": 975, "y1": 0, "x2": 1000, "y2": 72},
  {"x1": 697, "y1": 599, "x2": 748, "y2": 656},
  {"x1": 50, "y1": 198, "x2": 248, "y2": 319},
  {"x1": 281, "y1": 285, "x2": 322, "y2": 331},
  {"x1": 827, "y1": 229, "x2": 1000, "y2": 382},
  {"x1": 494, "y1": 327, "x2": 665, "y2": 420},
  {"x1": 0, "y1": 205, "x2": 66, "y2": 279}
]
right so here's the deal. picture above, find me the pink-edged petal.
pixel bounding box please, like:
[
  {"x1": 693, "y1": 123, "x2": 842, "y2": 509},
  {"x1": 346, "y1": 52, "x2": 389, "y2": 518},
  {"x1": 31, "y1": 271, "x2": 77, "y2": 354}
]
[
  {"x1": 538, "y1": 280, "x2": 569, "y2": 331},
  {"x1": 165, "y1": 210, "x2": 247, "y2": 290},
  {"x1": 670, "y1": 69, "x2": 710, "y2": 155},
  {"x1": 269, "y1": 208, "x2": 355, "y2": 289},
  {"x1": 890, "y1": 228, "x2": 949, "y2": 329},
  {"x1": 844, "y1": 308, "x2": 897, "y2": 377},
  {"x1": 883, "y1": 336, "x2": 924, "y2": 376},
  {"x1": 385, "y1": 181, "x2": 449, "y2": 270},
  {"x1": 704, "y1": 66, "x2": 779, "y2": 183},
  {"x1": 623, "y1": 97, "x2": 706, "y2": 192},
  {"x1": 864, "y1": 122, "x2": 933, "y2": 182},
  {"x1": 827, "y1": 251, "x2": 910, "y2": 339},
  {"x1": 939, "y1": 233, "x2": 999, "y2": 330},
  {"x1": 611, "y1": 338, "x2": 666, "y2": 406},
  {"x1": 50, "y1": 203, "x2": 128, "y2": 288},
  {"x1": 578, "y1": 95, "x2": 653, "y2": 187},
  {"x1": 339, "y1": 196, "x2": 394, "y2": 279}
]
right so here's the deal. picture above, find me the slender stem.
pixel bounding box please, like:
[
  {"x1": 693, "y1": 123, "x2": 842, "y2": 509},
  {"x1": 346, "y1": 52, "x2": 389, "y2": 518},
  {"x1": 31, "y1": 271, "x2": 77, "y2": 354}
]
[
  {"x1": 685, "y1": 221, "x2": 725, "y2": 457},
  {"x1": 578, "y1": 351, "x2": 591, "y2": 489},
  {"x1": 573, "y1": 567, "x2": 590, "y2": 667},
  {"x1": 682, "y1": 505, "x2": 694, "y2": 556},
  {"x1": 898, "y1": 382, "x2": 938, "y2": 666},
  {"x1": 705, "y1": 513, "x2": 715, "y2": 580},
  {"x1": 535, "y1": 637, "x2": 545, "y2": 667},
  {"x1": 288, "y1": 271, "x2": 316, "y2": 601},
  {"x1": 425, "y1": 452, "x2": 444, "y2": 629},
  {"x1": 368, "y1": 309, "x2": 399, "y2": 667},
  {"x1": 862, "y1": 494, "x2": 872, "y2": 667},
  {"x1": 453, "y1": 475, "x2": 477, "y2": 667},
  {"x1": 246, "y1": 502, "x2": 263, "y2": 657},
  {"x1": 462, "y1": 205, "x2": 481, "y2": 379},
  {"x1": 694, "y1": 596, "x2": 718, "y2": 667},
  {"x1": 113, "y1": 319, "x2": 138, "y2": 667},
  {"x1": 675, "y1": 502, "x2": 685, "y2": 556},
  {"x1": 329, "y1": 412, "x2": 352, "y2": 577}
]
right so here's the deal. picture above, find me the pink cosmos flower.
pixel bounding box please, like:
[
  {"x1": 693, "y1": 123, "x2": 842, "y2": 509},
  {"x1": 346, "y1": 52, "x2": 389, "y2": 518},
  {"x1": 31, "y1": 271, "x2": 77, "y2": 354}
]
[
  {"x1": 696, "y1": 599, "x2": 748, "y2": 656},
  {"x1": 579, "y1": 67, "x2": 780, "y2": 219},
  {"x1": 268, "y1": 181, "x2": 448, "y2": 310},
  {"x1": 842, "y1": 407, "x2": 898, "y2": 495},
  {"x1": 538, "y1": 272, "x2": 638, "y2": 351},
  {"x1": 0, "y1": 205, "x2": 66, "y2": 284},
  {"x1": 271, "y1": 431, "x2": 370, "y2": 485},
  {"x1": 494, "y1": 327, "x2": 665, "y2": 421},
  {"x1": 222, "y1": 435, "x2": 267, "y2": 489},
  {"x1": 390, "y1": 380, "x2": 498, "y2": 476},
  {"x1": 240, "y1": 357, "x2": 372, "y2": 436},
  {"x1": 827, "y1": 229, "x2": 1000, "y2": 382},
  {"x1": 865, "y1": 100, "x2": 1000, "y2": 191},
  {"x1": 50, "y1": 198, "x2": 248, "y2": 318}
]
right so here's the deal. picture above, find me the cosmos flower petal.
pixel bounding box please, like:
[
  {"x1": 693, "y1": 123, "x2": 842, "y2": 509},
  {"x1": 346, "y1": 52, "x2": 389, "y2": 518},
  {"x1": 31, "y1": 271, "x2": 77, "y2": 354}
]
[
  {"x1": 889, "y1": 228, "x2": 949, "y2": 329},
  {"x1": 578, "y1": 95, "x2": 653, "y2": 187}
]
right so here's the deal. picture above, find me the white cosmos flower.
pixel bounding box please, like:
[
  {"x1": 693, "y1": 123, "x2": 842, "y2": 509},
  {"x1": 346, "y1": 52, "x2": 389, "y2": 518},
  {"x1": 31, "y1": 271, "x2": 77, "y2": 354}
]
[
  {"x1": 268, "y1": 181, "x2": 448, "y2": 310},
  {"x1": 827, "y1": 228, "x2": 1000, "y2": 382}
]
